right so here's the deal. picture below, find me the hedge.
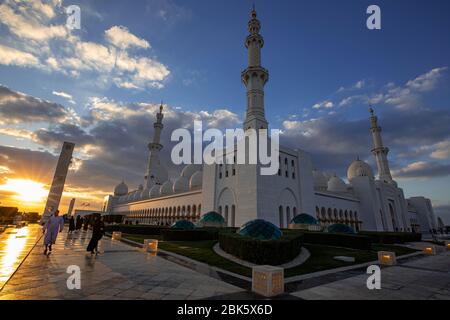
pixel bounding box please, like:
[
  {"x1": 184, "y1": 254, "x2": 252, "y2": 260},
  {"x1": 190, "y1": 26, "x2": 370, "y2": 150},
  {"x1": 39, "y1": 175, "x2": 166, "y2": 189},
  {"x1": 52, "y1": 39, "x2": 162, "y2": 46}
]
[
  {"x1": 358, "y1": 231, "x2": 422, "y2": 244},
  {"x1": 105, "y1": 224, "x2": 168, "y2": 235},
  {"x1": 218, "y1": 232, "x2": 303, "y2": 265},
  {"x1": 299, "y1": 231, "x2": 372, "y2": 250},
  {"x1": 161, "y1": 229, "x2": 219, "y2": 241}
]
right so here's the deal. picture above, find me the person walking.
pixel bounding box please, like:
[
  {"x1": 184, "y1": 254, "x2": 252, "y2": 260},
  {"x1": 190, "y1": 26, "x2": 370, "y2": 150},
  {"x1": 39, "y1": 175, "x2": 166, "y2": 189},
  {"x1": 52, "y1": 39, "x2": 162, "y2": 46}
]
[
  {"x1": 87, "y1": 215, "x2": 105, "y2": 255},
  {"x1": 75, "y1": 215, "x2": 82, "y2": 231},
  {"x1": 68, "y1": 215, "x2": 75, "y2": 234},
  {"x1": 83, "y1": 216, "x2": 89, "y2": 231},
  {"x1": 43, "y1": 210, "x2": 64, "y2": 255}
]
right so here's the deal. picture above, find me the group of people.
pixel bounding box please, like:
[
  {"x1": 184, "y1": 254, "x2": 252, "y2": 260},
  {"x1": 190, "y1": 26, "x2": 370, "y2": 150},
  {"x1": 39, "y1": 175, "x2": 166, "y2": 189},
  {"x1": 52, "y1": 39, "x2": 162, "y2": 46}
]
[
  {"x1": 68, "y1": 215, "x2": 89, "y2": 233},
  {"x1": 42, "y1": 210, "x2": 105, "y2": 256}
]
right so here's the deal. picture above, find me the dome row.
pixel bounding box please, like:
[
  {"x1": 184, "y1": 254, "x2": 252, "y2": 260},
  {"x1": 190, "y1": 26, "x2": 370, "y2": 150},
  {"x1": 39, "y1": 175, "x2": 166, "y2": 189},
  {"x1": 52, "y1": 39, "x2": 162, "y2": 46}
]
[
  {"x1": 313, "y1": 159, "x2": 374, "y2": 193},
  {"x1": 114, "y1": 164, "x2": 203, "y2": 203}
]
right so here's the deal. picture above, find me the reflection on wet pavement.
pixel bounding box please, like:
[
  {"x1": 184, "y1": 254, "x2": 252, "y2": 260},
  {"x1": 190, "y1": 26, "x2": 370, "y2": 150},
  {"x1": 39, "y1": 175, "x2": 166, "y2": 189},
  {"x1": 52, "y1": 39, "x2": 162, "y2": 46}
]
[{"x1": 0, "y1": 224, "x2": 42, "y2": 289}]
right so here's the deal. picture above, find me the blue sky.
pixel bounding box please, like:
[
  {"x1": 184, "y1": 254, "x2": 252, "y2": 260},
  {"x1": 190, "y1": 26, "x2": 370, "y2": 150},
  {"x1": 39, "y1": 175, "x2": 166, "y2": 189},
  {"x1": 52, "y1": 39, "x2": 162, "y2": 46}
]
[{"x1": 0, "y1": 0, "x2": 449, "y2": 222}]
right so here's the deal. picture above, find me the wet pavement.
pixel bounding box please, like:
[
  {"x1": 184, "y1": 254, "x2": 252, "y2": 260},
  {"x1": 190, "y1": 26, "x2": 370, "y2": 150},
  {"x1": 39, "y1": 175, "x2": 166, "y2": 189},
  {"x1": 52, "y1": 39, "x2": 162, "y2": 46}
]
[
  {"x1": 0, "y1": 225, "x2": 449, "y2": 300},
  {"x1": 0, "y1": 228, "x2": 244, "y2": 300},
  {"x1": 0, "y1": 224, "x2": 42, "y2": 290}
]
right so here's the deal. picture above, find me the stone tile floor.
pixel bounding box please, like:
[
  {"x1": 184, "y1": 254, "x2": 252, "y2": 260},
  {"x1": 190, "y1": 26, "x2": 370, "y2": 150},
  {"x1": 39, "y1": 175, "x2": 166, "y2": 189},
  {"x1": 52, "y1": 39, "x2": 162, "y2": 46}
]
[
  {"x1": 0, "y1": 225, "x2": 244, "y2": 300},
  {"x1": 291, "y1": 251, "x2": 450, "y2": 300},
  {"x1": 1, "y1": 225, "x2": 449, "y2": 300}
]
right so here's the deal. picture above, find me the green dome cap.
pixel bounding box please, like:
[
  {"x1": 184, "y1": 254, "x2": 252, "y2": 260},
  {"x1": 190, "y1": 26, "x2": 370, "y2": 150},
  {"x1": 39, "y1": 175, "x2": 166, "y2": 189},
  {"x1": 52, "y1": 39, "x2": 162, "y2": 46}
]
[{"x1": 238, "y1": 219, "x2": 283, "y2": 240}]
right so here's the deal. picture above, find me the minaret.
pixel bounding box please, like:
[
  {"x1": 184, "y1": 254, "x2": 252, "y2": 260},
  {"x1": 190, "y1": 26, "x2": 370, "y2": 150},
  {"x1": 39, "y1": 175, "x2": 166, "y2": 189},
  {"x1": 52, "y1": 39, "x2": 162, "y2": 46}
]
[
  {"x1": 242, "y1": 5, "x2": 269, "y2": 130},
  {"x1": 144, "y1": 104, "x2": 168, "y2": 189},
  {"x1": 369, "y1": 107, "x2": 393, "y2": 182}
]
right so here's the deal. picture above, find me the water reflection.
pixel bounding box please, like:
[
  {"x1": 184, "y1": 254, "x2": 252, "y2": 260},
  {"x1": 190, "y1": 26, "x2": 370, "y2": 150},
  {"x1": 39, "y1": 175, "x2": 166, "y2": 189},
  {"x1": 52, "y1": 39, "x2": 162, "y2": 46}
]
[{"x1": 0, "y1": 227, "x2": 29, "y2": 285}]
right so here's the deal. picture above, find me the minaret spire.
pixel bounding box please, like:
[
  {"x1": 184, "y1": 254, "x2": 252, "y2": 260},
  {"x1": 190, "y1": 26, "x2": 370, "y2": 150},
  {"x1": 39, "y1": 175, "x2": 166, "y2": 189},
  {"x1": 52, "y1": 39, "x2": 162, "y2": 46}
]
[
  {"x1": 144, "y1": 102, "x2": 168, "y2": 189},
  {"x1": 242, "y1": 5, "x2": 269, "y2": 130},
  {"x1": 369, "y1": 107, "x2": 393, "y2": 182}
]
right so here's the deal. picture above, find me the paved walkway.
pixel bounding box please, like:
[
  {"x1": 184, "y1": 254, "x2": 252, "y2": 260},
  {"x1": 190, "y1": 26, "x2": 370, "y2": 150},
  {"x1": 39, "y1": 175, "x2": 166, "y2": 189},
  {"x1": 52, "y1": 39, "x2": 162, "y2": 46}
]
[
  {"x1": 291, "y1": 251, "x2": 450, "y2": 300},
  {"x1": 1, "y1": 225, "x2": 449, "y2": 300},
  {"x1": 0, "y1": 227, "x2": 243, "y2": 300},
  {"x1": 0, "y1": 224, "x2": 42, "y2": 290}
]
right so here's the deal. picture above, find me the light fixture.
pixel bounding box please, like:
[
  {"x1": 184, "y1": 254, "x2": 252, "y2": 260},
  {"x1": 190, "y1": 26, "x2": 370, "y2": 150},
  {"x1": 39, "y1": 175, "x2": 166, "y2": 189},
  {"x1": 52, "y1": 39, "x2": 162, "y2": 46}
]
[
  {"x1": 423, "y1": 246, "x2": 436, "y2": 255},
  {"x1": 252, "y1": 265, "x2": 284, "y2": 297},
  {"x1": 112, "y1": 231, "x2": 122, "y2": 241},
  {"x1": 377, "y1": 251, "x2": 396, "y2": 265},
  {"x1": 145, "y1": 239, "x2": 158, "y2": 253}
]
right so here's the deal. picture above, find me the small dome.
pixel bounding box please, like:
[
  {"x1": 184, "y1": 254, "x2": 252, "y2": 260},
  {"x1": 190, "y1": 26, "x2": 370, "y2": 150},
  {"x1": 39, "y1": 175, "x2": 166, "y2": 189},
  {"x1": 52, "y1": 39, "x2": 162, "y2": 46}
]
[
  {"x1": 347, "y1": 160, "x2": 374, "y2": 181},
  {"x1": 114, "y1": 181, "x2": 128, "y2": 196},
  {"x1": 197, "y1": 211, "x2": 225, "y2": 227},
  {"x1": 149, "y1": 185, "x2": 160, "y2": 198},
  {"x1": 131, "y1": 190, "x2": 141, "y2": 201},
  {"x1": 171, "y1": 219, "x2": 196, "y2": 230},
  {"x1": 238, "y1": 219, "x2": 283, "y2": 240},
  {"x1": 327, "y1": 175, "x2": 347, "y2": 193},
  {"x1": 126, "y1": 192, "x2": 134, "y2": 201},
  {"x1": 290, "y1": 213, "x2": 319, "y2": 225},
  {"x1": 173, "y1": 176, "x2": 189, "y2": 193},
  {"x1": 160, "y1": 181, "x2": 173, "y2": 196},
  {"x1": 326, "y1": 223, "x2": 356, "y2": 234},
  {"x1": 181, "y1": 164, "x2": 202, "y2": 179},
  {"x1": 189, "y1": 171, "x2": 203, "y2": 190},
  {"x1": 141, "y1": 188, "x2": 150, "y2": 199},
  {"x1": 312, "y1": 170, "x2": 328, "y2": 190},
  {"x1": 138, "y1": 184, "x2": 143, "y2": 191}
]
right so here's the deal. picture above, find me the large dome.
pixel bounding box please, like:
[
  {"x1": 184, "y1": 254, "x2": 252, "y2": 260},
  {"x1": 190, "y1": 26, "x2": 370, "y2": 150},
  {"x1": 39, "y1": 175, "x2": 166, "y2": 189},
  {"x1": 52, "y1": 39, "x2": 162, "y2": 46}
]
[
  {"x1": 327, "y1": 175, "x2": 347, "y2": 193},
  {"x1": 173, "y1": 176, "x2": 189, "y2": 193},
  {"x1": 326, "y1": 223, "x2": 356, "y2": 234},
  {"x1": 181, "y1": 164, "x2": 202, "y2": 179},
  {"x1": 238, "y1": 219, "x2": 283, "y2": 240},
  {"x1": 114, "y1": 181, "x2": 128, "y2": 196},
  {"x1": 189, "y1": 171, "x2": 203, "y2": 190},
  {"x1": 312, "y1": 170, "x2": 328, "y2": 190},
  {"x1": 347, "y1": 160, "x2": 374, "y2": 181},
  {"x1": 171, "y1": 219, "x2": 196, "y2": 230},
  {"x1": 290, "y1": 213, "x2": 319, "y2": 225}
]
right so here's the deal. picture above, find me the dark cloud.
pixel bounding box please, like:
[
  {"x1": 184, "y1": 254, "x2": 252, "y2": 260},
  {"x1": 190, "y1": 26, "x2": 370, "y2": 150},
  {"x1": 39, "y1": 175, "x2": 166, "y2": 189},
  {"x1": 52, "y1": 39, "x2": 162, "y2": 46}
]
[
  {"x1": 393, "y1": 162, "x2": 450, "y2": 179},
  {"x1": 280, "y1": 107, "x2": 450, "y2": 179},
  {"x1": 0, "y1": 85, "x2": 70, "y2": 124}
]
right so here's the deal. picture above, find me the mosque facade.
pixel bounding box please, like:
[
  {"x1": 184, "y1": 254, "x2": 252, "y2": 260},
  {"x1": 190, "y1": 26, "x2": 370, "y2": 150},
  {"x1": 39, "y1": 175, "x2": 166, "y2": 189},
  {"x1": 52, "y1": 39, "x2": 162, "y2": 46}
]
[{"x1": 102, "y1": 8, "x2": 437, "y2": 235}]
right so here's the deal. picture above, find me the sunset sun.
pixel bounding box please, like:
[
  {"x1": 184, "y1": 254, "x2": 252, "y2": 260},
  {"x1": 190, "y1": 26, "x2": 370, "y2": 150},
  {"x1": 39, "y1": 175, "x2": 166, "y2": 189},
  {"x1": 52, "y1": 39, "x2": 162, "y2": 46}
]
[{"x1": 0, "y1": 178, "x2": 48, "y2": 204}]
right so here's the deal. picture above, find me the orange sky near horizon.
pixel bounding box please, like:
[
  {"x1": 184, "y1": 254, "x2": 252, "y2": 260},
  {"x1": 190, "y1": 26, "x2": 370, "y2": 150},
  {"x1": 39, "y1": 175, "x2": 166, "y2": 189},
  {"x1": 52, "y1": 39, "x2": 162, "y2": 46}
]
[{"x1": 0, "y1": 177, "x2": 105, "y2": 214}]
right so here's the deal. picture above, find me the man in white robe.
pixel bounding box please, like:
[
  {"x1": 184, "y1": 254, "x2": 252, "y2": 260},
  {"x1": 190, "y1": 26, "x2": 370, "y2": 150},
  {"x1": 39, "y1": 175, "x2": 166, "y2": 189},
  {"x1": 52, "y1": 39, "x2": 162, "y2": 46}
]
[{"x1": 43, "y1": 210, "x2": 64, "y2": 255}]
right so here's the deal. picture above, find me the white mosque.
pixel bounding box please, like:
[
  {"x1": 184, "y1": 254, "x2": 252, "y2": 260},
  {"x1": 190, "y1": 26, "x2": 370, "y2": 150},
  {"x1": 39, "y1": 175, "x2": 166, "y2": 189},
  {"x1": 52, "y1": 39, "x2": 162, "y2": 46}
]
[{"x1": 102, "y1": 8, "x2": 437, "y2": 235}]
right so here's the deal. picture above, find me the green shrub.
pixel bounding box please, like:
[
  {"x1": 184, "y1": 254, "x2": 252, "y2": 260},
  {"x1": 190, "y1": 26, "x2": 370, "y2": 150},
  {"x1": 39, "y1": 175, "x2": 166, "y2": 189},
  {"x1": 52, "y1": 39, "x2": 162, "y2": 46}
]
[
  {"x1": 105, "y1": 224, "x2": 168, "y2": 235},
  {"x1": 358, "y1": 231, "x2": 422, "y2": 244},
  {"x1": 161, "y1": 229, "x2": 218, "y2": 241},
  {"x1": 299, "y1": 231, "x2": 372, "y2": 250},
  {"x1": 218, "y1": 232, "x2": 303, "y2": 265}
]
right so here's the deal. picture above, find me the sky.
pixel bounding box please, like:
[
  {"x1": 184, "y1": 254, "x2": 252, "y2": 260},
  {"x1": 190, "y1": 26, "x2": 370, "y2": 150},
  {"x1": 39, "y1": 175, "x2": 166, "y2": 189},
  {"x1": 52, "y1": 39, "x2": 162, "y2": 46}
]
[{"x1": 0, "y1": 0, "x2": 449, "y2": 223}]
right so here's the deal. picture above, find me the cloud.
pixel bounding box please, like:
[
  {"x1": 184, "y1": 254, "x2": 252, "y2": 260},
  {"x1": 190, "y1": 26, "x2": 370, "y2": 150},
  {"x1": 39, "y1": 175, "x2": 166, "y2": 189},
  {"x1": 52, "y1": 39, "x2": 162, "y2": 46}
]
[
  {"x1": 0, "y1": 128, "x2": 34, "y2": 140},
  {"x1": 430, "y1": 140, "x2": 450, "y2": 160},
  {"x1": 0, "y1": 1, "x2": 66, "y2": 41},
  {"x1": 105, "y1": 26, "x2": 150, "y2": 50},
  {"x1": 392, "y1": 161, "x2": 450, "y2": 179},
  {"x1": 337, "y1": 79, "x2": 366, "y2": 93},
  {"x1": 0, "y1": 1, "x2": 170, "y2": 90},
  {"x1": 0, "y1": 85, "x2": 71, "y2": 124},
  {"x1": 0, "y1": 44, "x2": 39, "y2": 67},
  {"x1": 312, "y1": 100, "x2": 334, "y2": 109},
  {"x1": 52, "y1": 91, "x2": 75, "y2": 104},
  {"x1": 338, "y1": 67, "x2": 448, "y2": 110}
]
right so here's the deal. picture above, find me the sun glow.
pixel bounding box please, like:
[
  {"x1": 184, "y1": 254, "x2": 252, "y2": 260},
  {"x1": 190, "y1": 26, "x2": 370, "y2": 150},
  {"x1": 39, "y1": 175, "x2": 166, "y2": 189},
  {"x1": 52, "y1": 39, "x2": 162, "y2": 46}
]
[{"x1": 0, "y1": 178, "x2": 48, "y2": 203}]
